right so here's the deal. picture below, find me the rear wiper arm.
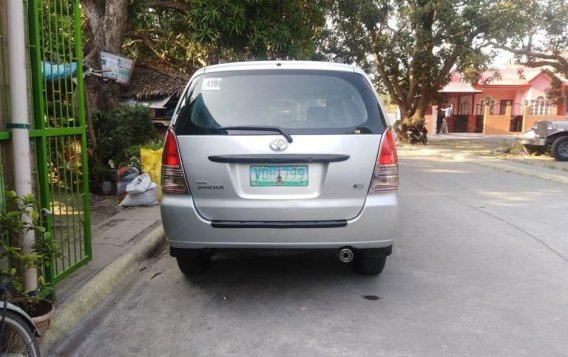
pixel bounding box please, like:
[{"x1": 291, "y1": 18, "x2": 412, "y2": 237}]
[{"x1": 218, "y1": 125, "x2": 293, "y2": 143}]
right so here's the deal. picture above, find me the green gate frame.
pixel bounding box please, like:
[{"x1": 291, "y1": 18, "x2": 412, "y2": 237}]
[{"x1": 26, "y1": 0, "x2": 91, "y2": 287}]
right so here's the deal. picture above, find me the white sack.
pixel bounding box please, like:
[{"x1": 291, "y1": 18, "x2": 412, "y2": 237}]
[
  {"x1": 119, "y1": 183, "x2": 158, "y2": 207},
  {"x1": 126, "y1": 173, "x2": 152, "y2": 194}
]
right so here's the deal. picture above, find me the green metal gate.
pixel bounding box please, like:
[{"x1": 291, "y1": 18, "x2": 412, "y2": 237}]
[{"x1": 26, "y1": 0, "x2": 91, "y2": 287}]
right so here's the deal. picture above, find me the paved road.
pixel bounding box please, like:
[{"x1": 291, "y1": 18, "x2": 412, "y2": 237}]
[{"x1": 51, "y1": 154, "x2": 568, "y2": 357}]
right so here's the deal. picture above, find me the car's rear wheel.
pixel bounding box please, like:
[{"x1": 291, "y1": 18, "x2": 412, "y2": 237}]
[
  {"x1": 354, "y1": 250, "x2": 387, "y2": 275},
  {"x1": 176, "y1": 250, "x2": 211, "y2": 275},
  {"x1": 551, "y1": 137, "x2": 568, "y2": 161}
]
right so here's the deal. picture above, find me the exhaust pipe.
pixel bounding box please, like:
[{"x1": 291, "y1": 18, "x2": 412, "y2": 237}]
[{"x1": 338, "y1": 247, "x2": 354, "y2": 263}]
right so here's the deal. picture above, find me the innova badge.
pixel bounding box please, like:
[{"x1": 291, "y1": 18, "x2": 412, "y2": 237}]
[{"x1": 270, "y1": 139, "x2": 288, "y2": 152}]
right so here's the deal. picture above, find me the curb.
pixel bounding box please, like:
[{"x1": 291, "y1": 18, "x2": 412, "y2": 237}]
[
  {"x1": 438, "y1": 152, "x2": 568, "y2": 186},
  {"x1": 39, "y1": 225, "x2": 166, "y2": 355},
  {"x1": 398, "y1": 146, "x2": 568, "y2": 185}
]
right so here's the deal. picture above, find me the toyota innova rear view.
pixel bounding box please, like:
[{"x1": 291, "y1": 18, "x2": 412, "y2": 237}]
[{"x1": 160, "y1": 61, "x2": 399, "y2": 275}]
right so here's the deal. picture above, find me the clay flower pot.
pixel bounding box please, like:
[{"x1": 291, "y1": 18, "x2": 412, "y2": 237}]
[{"x1": 13, "y1": 298, "x2": 55, "y2": 341}]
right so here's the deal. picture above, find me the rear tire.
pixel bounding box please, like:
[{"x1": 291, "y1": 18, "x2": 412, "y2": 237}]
[
  {"x1": 354, "y1": 250, "x2": 387, "y2": 275},
  {"x1": 0, "y1": 310, "x2": 40, "y2": 357},
  {"x1": 551, "y1": 137, "x2": 568, "y2": 161},
  {"x1": 176, "y1": 250, "x2": 211, "y2": 275}
]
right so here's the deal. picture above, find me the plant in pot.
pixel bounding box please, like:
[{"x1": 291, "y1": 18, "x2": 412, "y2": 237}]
[{"x1": 0, "y1": 191, "x2": 60, "y2": 339}]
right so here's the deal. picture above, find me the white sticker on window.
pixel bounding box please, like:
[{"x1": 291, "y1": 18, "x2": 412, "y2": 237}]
[{"x1": 202, "y1": 78, "x2": 222, "y2": 91}]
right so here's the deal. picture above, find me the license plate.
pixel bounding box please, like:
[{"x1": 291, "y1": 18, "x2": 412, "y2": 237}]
[{"x1": 250, "y1": 165, "x2": 308, "y2": 186}]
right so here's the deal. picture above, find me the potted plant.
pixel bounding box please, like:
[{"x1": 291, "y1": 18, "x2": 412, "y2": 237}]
[{"x1": 0, "y1": 191, "x2": 60, "y2": 338}]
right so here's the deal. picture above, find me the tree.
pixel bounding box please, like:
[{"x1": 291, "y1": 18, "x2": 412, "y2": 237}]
[
  {"x1": 82, "y1": 0, "x2": 327, "y2": 76},
  {"x1": 80, "y1": 0, "x2": 328, "y2": 139},
  {"x1": 126, "y1": 0, "x2": 326, "y2": 71},
  {"x1": 495, "y1": 0, "x2": 568, "y2": 77},
  {"x1": 80, "y1": 0, "x2": 129, "y2": 148},
  {"x1": 320, "y1": 0, "x2": 520, "y2": 133},
  {"x1": 82, "y1": 0, "x2": 129, "y2": 109},
  {"x1": 492, "y1": 0, "x2": 568, "y2": 104}
]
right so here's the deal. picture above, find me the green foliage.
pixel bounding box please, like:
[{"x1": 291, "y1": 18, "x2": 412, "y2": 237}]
[
  {"x1": 499, "y1": 1, "x2": 567, "y2": 56},
  {"x1": 546, "y1": 77, "x2": 568, "y2": 105},
  {"x1": 90, "y1": 105, "x2": 158, "y2": 180},
  {"x1": 0, "y1": 192, "x2": 60, "y2": 303},
  {"x1": 124, "y1": 141, "x2": 163, "y2": 173},
  {"x1": 190, "y1": 0, "x2": 326, "y2": 59},
  {"x1": 493, "y1": 1, "x2": 567, "y2": 80},
  {"x1": 321, "y1": 0, "x2": 520, "y2": 125},
  {"x1": 124, "y1": 0, "x2": 327, "y2": 71},
  {"x1": 492, "y1": 1, "x2": 568, "y2": 105},
  {"x1": 40, "y1": 0, "x2": 77, "y2": 62}
]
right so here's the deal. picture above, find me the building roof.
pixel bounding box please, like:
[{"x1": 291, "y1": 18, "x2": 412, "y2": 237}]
[
  {"x1": 479, "y1": 65, "x2": 545, "y2": 85},
  {"x1": 440, "y1": 65, "x2": 568, "y2": 93},
  {"x1": 439, "y1": 75, "x2": 481, "y2": 93},
  {"x1": 124, "y1": 65, "x2": 189, "y2": 100}
]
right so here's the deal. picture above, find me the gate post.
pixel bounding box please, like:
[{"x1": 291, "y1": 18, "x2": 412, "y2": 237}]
[{"x1": 6, "y1": 0, "x2": 37, "y2": 292}]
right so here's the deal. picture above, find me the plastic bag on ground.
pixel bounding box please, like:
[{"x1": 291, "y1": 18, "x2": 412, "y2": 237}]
[
  {"x1": 116, "y1": 166, "x2": 139, "y2": 203},
  {"x1": 126, "y1": 173, "x2": 152, "y2": 194},
  {"x1": 119, "y1": 182, "x2": 158, "y2": 207}
]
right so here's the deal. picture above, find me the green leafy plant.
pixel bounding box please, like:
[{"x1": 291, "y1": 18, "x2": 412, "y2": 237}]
[
  {"x1": 0, "y1": 191, "x2": 60, "y2": 313},
  {"x1": 90, "y1": 105, "x2": 158, "y2": 183}
]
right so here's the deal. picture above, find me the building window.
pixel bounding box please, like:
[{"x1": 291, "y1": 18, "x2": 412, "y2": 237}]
[
  {"x1": 480, "y1": 96, "x2": 495, "y2": 114},
  {"x1": 459, "y1": 97, "x2": 471, "y2": 115},
  {"x1": 529, "y1": 96, "x2": 550, "y2": 116}
]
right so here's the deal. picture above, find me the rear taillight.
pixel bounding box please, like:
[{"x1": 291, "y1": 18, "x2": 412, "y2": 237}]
[
  {"x1": 369, "y1": 128, "x2": 399, "y2": 192},
  {"x1": 162, "y1": 129, "x2": 189, "y2": 194}
]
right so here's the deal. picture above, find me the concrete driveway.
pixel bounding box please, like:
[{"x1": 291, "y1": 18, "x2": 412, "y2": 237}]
[{"x1": 50, "y1": 153, "x2": 568, "y2": 357}]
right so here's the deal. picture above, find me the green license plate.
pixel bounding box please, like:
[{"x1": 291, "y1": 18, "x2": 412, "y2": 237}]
[{"x1": 250, "y1": 165, "x2": 308, "y2": 186}]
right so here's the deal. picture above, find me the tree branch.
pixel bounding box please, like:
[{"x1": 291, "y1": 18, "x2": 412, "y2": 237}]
[
  {"x1": 494, "y1": 43, "x2": 568, "y2": 77},
  {"x1": 127, "y1": 32, "x2": 166, "y2": 59},
  {"x1": 126, "y1": 31, "x2": 195, "y2": 72},
  {"x1": 369, "y1": 28, "x2": 405, "y2": 108},
  {"x1": 524, "y1": 60, "x2": 568, "y2": 75},
  {"x1": 498, "y1": 45, "x2": 565, "y2": 61}
]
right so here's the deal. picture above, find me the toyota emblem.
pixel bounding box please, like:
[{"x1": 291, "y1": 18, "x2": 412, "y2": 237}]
[{"x1": 270, "y1": 139, "x2": 288, "y2": 152}]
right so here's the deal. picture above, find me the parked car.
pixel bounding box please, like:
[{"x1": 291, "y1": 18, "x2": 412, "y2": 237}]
[
  {"x1": 160, "y1": 61, "x2": 399, "y2": 276},
  {"x1": 521, "y1": 119, "x2": 568, "y2": 161}
]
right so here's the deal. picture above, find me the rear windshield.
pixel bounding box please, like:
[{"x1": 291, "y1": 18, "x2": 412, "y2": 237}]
[{"x1": 173, "y1": 69, "x2": 385, "y2": 135}]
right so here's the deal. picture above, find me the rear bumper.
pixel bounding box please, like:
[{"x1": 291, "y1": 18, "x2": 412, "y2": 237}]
[{"x1": 160, "y1": 192, "x2": 398, "y2": 249}]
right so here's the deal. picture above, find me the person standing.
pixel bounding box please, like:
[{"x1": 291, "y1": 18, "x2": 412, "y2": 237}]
[
  {"x1": 442, "y1": 104, "x2": 453, "y2": 133},
  {"x1": 444, "y1": 104, "x2": 453, "y2": 121},
  {"x1": 436, "y1": 104, "x2": 445, "y2": 134}
]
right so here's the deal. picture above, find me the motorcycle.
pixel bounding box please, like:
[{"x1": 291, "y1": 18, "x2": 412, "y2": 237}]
[{"x1": 408, "y1": 123, "x2": 428, "y2": 145}]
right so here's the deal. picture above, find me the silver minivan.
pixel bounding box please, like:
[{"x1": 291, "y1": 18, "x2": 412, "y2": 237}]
[{"x1": 160, "y1": 61, "x2": 399, "y2": 275}]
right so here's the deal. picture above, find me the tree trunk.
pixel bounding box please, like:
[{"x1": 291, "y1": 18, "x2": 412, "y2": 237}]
[
  {"x1": 414, "y1": 93, "x2": 430, "y2": 122},
  {"x1": 81, "y1": 0, "x2": 129, "y2": 147}
]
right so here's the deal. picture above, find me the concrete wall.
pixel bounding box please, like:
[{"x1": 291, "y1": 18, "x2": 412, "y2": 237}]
[
  {"x1": 483, "y1": 105, "x2": 512, "y2": 135},
  {"x1": 529, "y1": 74, "x2": 551, "y2": 99},
  {"x1": 425, "y1": 113, "x2": 436, "y2": 134},
  {"x1": 523, "y1": 113, "x2": 567, "y2": 132}
]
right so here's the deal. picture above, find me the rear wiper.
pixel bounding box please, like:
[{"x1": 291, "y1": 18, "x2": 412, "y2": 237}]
[{"x1": 218, "y1": 125, "x2": 293, "y2": 143}]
